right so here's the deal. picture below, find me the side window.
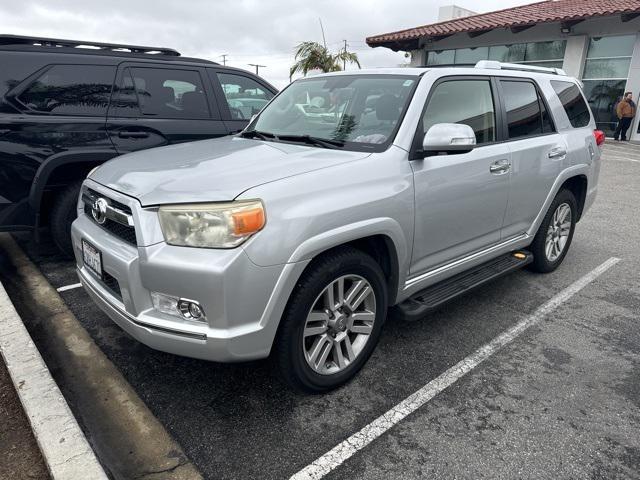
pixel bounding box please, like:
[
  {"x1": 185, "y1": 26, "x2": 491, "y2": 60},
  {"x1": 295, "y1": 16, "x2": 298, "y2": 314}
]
[
  {"x1": 551, "y1": 81, "x2": 591, "y2": 128},
  {"x1": 115, "y1": 67, "x2": 210, "y2": 119},
  {"x1": 501, "y1": 80, "x2": 550, "y2": 139},
  {"x1": 111, "y1": 68, "x2": 140, "y2": 116},
  {"x1": 217, "y1": 73, "x2": 274, "y2": 120},
  {"x1": 422, "y1": 79, "x2": 496, "y2": 144},
  {"x1": 18, "y1": 64, "x2": 114, "y2": 115}
]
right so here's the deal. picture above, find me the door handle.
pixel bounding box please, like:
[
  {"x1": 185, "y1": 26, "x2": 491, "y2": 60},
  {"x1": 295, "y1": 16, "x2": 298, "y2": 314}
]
[
  {"x1": 548, "y1": 147, "x2": 566, "y2": 159},
  {"x1": 118, "y1": 131, "x2": 149, "y2": 139},
  {"x1": 489, "y1": 160, "x2": 510, "y2": 175}
]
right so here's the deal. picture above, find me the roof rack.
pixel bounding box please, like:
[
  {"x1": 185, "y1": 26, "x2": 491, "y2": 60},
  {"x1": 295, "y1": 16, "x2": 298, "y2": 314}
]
[
  {"x1": 419, "y1": 63, "x2": 476, "y2": 68},
  {"x1": 0, "y1": 34, "x2": 180, "y2": 56},
  {"x1": 475, "y1": 60, "x2": 566, "y2": 76}
]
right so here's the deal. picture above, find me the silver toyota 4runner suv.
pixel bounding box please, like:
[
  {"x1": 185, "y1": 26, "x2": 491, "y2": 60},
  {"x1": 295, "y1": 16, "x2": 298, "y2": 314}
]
[{"x1": 72, "y1": 61, "x2": 603, "y2": 392}]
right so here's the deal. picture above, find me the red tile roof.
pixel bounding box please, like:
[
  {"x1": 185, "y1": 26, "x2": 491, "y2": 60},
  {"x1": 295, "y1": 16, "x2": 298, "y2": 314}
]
[{"x1": 366, "y1": 0, "x2": 640, "y2": 49}]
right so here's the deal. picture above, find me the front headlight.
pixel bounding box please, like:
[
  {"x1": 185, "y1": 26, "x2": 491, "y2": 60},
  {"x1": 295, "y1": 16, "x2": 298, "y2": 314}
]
[{"x1": 158, "y1": 200, "x2": 265, "y2": 248}]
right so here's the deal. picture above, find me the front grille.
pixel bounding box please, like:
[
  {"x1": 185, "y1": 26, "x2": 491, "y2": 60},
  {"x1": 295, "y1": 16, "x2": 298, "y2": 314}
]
[
  {"x1": 89, "y1": 189, "x2": 132, "y2": 215},
  {"x1": 101, "y1": 271, "x2": 122, "y2": 300},
  {"x1": 83, "y1": 189, "x2": 138, "y2": 246}
]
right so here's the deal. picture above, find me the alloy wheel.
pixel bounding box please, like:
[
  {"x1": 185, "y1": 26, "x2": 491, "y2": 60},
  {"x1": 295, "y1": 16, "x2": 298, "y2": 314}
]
[
  {"x1": 302, "y1": 275, "x2": 377, "y2": 375},
  {"x1": 545, "y1": 202, "x2": 572, "y2": 262}
]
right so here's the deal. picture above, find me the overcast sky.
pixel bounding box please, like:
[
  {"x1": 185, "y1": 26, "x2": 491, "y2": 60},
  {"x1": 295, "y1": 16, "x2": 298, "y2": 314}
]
[{"x1": 0, "y1": 0, "x2": 533, "y2": 88}]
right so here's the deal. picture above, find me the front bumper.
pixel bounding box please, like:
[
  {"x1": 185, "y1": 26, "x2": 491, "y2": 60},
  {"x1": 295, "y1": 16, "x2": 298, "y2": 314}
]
[{"x1": 71, "y1": 181, "x2": 307, "y2": 362}]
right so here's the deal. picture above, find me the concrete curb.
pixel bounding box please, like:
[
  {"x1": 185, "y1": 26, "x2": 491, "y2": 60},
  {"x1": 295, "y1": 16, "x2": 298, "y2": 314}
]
[
  {"x1": 0, "y1": 279, "x2": 108, "y2": 480},
  {"x1": 0, "y1": 234, "x2": 203, "y2": 480}
]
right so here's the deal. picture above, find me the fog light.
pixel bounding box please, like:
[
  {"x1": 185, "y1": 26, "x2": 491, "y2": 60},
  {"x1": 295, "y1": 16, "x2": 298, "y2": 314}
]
[
  {"x1": 178, "y1": 299, "x2": 205, "y2": 321},
  {"x1": 151, "y1": 292, "x2": 206, "y2": 322}
]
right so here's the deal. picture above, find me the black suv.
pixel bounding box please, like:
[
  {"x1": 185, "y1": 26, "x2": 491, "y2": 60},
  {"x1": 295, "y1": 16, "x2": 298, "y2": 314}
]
[{"x1": 0, "y1": 35, "x2": 277, "y2": 255}]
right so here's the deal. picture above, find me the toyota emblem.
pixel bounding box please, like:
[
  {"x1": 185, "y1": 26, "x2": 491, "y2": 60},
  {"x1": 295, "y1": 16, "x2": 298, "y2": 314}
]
[{"x1": 91, "y1": 197, "x2": 108, "y2": 224}]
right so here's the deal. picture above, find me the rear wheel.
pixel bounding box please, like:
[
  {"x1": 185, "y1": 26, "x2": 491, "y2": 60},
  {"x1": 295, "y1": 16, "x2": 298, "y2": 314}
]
[
  {"x1": 274, "y1": 247, "x2": 387, "y2": 393},
  {"x1": 50, "y1": 181, "x2": 82, "y2": 257},
  {"x1": 528, "y1": 189, "x2": 577, "y2": 273}
]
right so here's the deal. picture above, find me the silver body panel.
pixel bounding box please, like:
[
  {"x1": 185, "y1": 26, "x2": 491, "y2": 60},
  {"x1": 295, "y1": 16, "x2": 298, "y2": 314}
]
[{"x1": 72, "y1": 66, "x2": 600, "y2": 362}]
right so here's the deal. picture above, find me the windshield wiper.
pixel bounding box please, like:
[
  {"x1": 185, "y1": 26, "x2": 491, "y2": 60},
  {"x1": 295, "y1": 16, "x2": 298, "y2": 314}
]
[
  {"x1": 239, "y1": 130, "x2": 276, "y2": 141},
  {"x1": 276, "y1": 134, "x2": 345, "y2": 149}
]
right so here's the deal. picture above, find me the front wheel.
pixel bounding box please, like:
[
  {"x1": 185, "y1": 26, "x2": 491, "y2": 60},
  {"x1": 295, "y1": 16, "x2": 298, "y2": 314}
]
[
  {"x1": 528, "y1": 189, "x2": 577, "y2": 273},
  {"x1": 274, "y1": 247, "x2": 388, "y2": 393},
  {"x1": 50, "y1": 181, "x2": 82, "y2": 257}
]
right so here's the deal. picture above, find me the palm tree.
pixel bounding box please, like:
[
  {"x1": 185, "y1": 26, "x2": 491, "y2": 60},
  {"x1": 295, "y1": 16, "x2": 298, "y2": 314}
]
[{"x1": 289, "y1": 41, "x2": 361, "y2": 81}]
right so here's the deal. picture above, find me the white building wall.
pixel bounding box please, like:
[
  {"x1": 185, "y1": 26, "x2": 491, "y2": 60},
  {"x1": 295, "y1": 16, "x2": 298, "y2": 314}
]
[
  {"x1": 626, "y1": 35, "x2": 640, "y2": 141},
  {"x1": 438, "y1": 5, "x2": 477, "y2": 22},
  {"x1": 562, "y1": 35, "x2": 588, "y2": 78},
  {"x1": 409, "y1": 49, "x2": 425, "y2": 66}
]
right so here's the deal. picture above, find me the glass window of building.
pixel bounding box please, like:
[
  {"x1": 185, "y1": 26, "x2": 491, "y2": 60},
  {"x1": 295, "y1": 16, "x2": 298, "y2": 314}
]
[
  {"x1": 426, "y1": 41, "x2": 565, "y2": 69},
  {"x1": 426, "y1": 49, "x2": 455, "y2": 65},
  {"x1": 582, "y1": 35, "x2": 636, "y2": 135},
  {"x1": 454, "y1": 47, "x2": 489, "y2": 64}
]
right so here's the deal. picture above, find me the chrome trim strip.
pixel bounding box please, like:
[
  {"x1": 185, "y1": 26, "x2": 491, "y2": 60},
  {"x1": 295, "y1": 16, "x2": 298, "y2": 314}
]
[
  {"x1": 404, "y1": 234, "x2": 530, "y2": 290},
  {"x1": 78, "y1": 268, "x2": 207, "y2": 341}
]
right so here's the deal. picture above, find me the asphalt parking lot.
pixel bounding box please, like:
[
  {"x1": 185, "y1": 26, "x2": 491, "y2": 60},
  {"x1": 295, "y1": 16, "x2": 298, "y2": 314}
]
[{"x1": 3, "y1": 142, "x2": 640, "y2": 480}]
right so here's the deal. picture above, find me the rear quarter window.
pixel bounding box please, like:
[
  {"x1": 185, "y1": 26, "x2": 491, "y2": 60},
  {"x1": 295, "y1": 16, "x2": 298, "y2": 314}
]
[
  {"x1": 551, "y1": 81, "x2": 591, "y2": 128},
  {"x1": 17, "y1": 64, "x2": 115, "y2": 116}
]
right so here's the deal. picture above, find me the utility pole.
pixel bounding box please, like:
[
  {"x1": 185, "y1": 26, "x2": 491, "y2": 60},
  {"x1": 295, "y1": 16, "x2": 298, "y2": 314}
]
[
  {"x1": 343, "y1": 40, "x2": 348, "y2": 70},
  {"x1": 319, "y1": 18, "x2": 327, "y2": 48},
  {"x1": 248, "y1": 63, "x2": 266, "y2": 75},
  {"x1": 220, "y1": 54, "x2": 228, "y2": 66}
]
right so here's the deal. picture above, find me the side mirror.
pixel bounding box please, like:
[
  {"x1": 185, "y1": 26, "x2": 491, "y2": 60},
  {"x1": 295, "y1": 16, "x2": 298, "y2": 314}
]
[{"x1": 419, "y1": 123, "x2": 476, "y2": 157}]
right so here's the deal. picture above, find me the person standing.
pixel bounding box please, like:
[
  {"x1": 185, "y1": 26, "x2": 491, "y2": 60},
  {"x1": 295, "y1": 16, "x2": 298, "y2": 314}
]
[{"x1": 614, "y1": 91, "x2": 636, "y2": 141}]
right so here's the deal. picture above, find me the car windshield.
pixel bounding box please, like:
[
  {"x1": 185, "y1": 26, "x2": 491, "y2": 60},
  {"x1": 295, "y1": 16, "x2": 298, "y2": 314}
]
[{"x1": 247, "y1": 75, "x2": 418, "y2": 151}]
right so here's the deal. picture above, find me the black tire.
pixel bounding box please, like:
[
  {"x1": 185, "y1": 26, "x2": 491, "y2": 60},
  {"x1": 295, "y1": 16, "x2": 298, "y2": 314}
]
[
  {"x1": 50, "y1": 181, "x2": 82, "y2": 257},
  {"x1": 274, "y1": 247, "x2": 388, "y2": 393},
  {"x1": 528, "y1": 189, "x2": 577, "y2": 273}
]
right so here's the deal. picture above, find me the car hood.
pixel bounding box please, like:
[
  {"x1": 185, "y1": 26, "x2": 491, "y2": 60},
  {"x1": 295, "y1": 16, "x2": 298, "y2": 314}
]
[{"x1": 91, "y1": 136, "x2": 371, "y2": 206}]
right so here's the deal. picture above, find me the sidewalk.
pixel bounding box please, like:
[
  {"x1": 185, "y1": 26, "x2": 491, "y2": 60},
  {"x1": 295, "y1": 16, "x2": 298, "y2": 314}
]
[{"x1": 0, "y1": 356, "x2": 49, "y2": 480}]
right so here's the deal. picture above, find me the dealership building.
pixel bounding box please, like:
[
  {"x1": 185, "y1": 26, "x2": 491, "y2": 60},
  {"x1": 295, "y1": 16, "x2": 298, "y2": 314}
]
[{"x1": 367, "y1": 0, "x2": 640, "y2": 138}]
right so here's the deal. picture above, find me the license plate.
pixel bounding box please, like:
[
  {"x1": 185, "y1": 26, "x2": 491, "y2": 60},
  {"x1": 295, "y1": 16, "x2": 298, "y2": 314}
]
[{"x1": 82, "y1": 240, "x2": 103, "y2": 278}]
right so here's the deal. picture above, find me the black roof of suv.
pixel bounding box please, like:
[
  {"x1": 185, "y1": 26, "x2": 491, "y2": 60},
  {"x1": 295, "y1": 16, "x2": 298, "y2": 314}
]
[{"x1": 0, "y1": 34, "x2": 278, "y2": 254}]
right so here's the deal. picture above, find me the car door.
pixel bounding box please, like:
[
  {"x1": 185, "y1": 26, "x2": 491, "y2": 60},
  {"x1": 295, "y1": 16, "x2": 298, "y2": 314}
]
[
  {"x1": 106, "y1": 63, "x2": 229, "y2": 154},
  {"x1": 208, "y1": 69, "x2": 276, "y2": 134},
  {"x1": 1, "y1": 62, "x2": 117, "y2": 228},
  {"x1": 410, "y1": 76, "x2": 511, "y2": 275},
  {"x1": 497, "y1": 78, "x2": 564, "y2": 239}
]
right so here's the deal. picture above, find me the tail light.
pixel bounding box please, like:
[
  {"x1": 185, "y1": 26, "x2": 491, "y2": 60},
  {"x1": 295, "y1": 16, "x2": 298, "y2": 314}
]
[{"x1": 593, "y1": 130, "x2": 605, "y2": 146}]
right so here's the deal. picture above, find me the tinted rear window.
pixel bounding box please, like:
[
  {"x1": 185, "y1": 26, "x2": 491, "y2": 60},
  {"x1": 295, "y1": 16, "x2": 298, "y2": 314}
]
[
  {"x1": 501, "y1": 80, "x2": 544, "y2": 139},
  {"x1": 551, "y1": 81, "x2": 591, "y2": 128},
  {"x1": 18, "y1": 64, "x2": 115, "y2": 115}
]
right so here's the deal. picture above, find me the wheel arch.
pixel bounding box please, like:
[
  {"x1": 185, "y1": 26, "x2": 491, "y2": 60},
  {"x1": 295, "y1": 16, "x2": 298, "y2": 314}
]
[
  {"x1": 28, "y1": 149, "x2": 120, "y2": 214},
  {"x1": 559, "y1": 175, "x2": 588, "y2": 221},
  {"x1": 301, "y1": 235, "x2": 401, "y2": 306},
  {"x1": 285, "y1": 218, "x2": 409, "y2": 305},
  {"x1": 527, "y1": 165, "x2": 590, "y2": 237}
]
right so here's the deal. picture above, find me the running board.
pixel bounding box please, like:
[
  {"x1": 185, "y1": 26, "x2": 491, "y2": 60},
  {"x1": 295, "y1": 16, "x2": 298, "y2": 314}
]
[{"x1": 393, "y1": 251, "x2": 533, "y2": 322}]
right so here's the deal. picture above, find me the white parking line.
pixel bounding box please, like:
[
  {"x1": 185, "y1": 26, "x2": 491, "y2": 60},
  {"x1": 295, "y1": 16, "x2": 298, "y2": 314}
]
[
  {"x1": 56, "y1": 282, "x2": 82, "y2": 292},
  {"x1": 291, "y1": 257, "x2": 621, "y2": 480}
]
